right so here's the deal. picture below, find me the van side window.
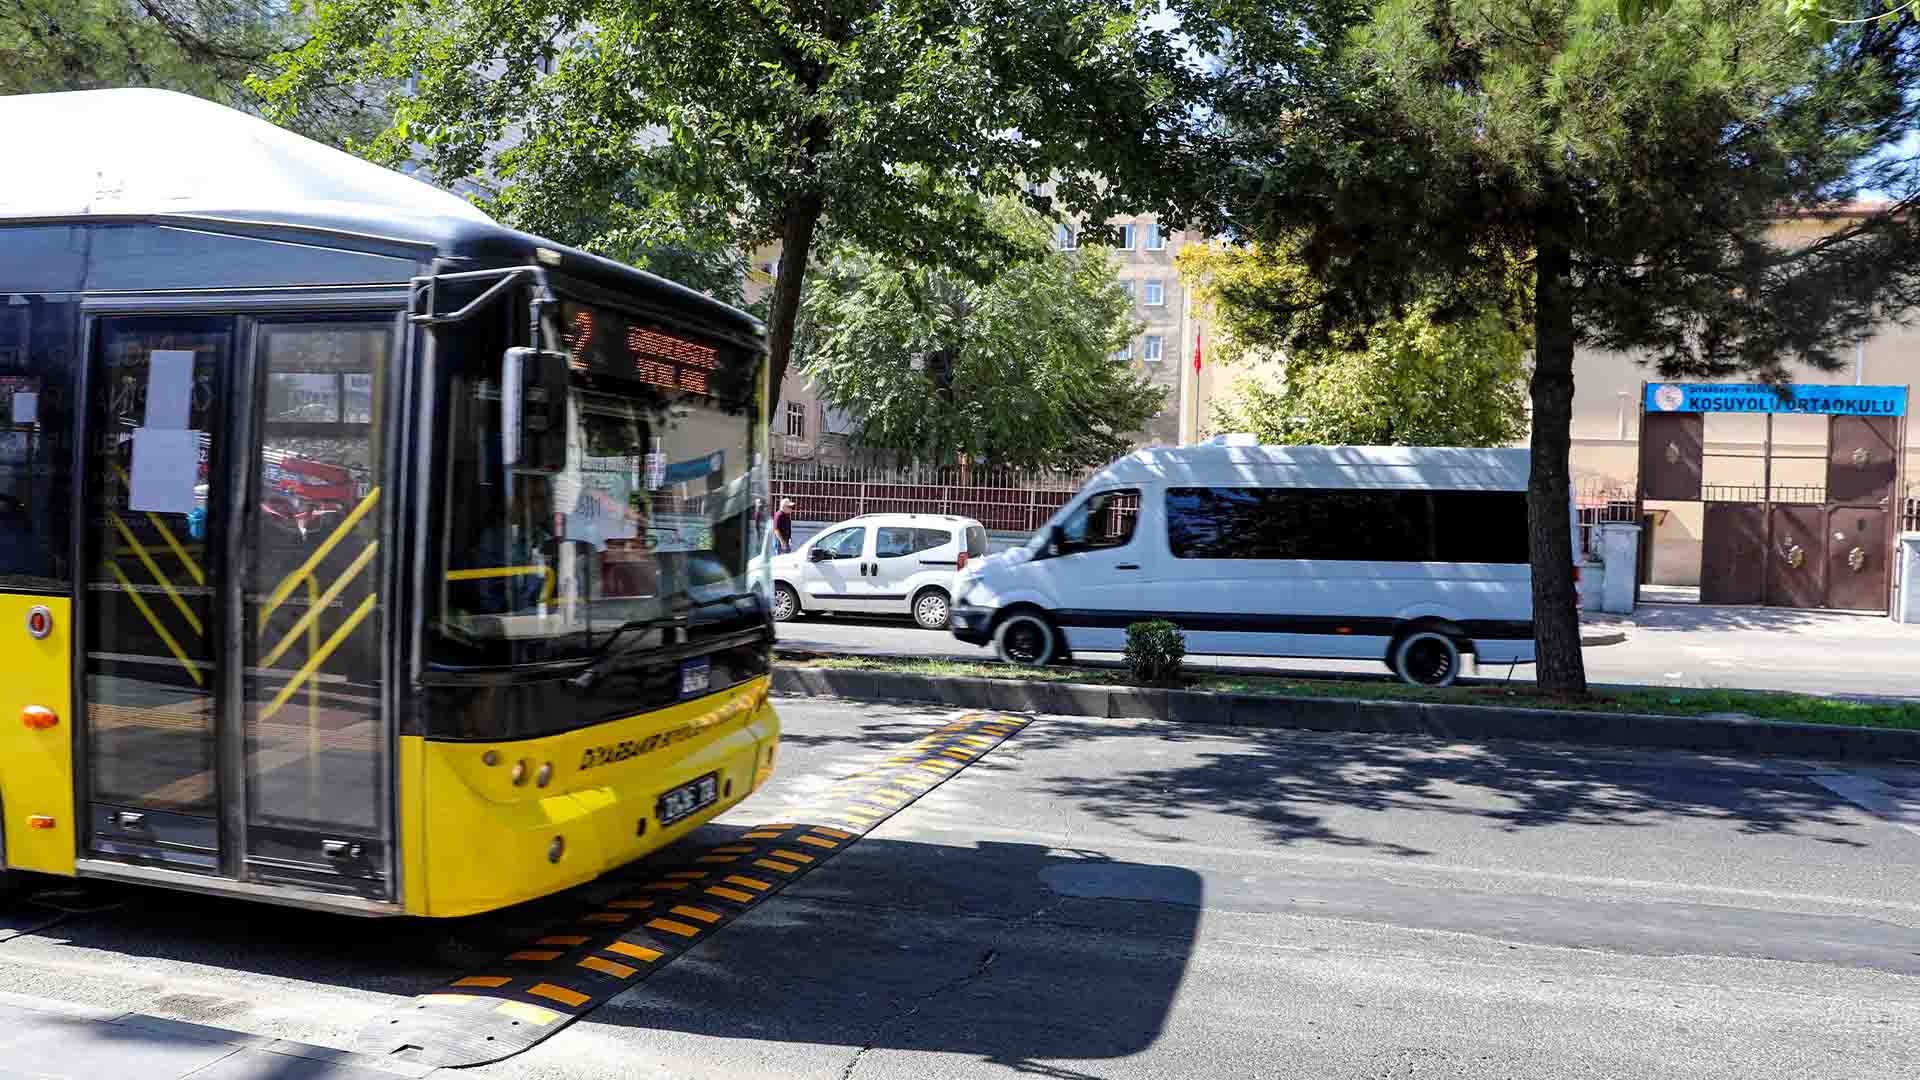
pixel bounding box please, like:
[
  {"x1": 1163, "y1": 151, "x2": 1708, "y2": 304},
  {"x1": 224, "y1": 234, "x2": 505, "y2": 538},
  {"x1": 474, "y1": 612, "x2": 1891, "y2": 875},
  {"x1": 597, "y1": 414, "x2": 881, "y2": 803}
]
[
  {"x1": 876, "y1": 526, "x2": 949, "y2": 559},
  {"x1": 1166, "y1": 487, "x2": 1527, "y2": 563},
  {"x1": 814, "y1": 526, "x2": 866, "y2": 560},
  {"x1": 1059, "y1": 489, "x2": 1140, "y2": 553}
]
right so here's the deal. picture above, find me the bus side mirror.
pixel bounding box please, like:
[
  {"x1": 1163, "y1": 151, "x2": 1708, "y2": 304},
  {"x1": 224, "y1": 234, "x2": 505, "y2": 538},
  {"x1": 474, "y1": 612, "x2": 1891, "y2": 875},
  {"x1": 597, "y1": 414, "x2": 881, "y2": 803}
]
[{"x1": 501, "y1": 346, "x2": 569, "y2": 475}]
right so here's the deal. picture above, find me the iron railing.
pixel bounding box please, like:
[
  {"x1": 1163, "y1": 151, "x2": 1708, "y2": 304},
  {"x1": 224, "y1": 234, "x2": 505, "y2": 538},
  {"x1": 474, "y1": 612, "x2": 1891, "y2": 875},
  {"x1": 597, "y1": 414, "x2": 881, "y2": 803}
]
[{"x1": 770, "y1": 461, "x2": 1094, "y2": 533}]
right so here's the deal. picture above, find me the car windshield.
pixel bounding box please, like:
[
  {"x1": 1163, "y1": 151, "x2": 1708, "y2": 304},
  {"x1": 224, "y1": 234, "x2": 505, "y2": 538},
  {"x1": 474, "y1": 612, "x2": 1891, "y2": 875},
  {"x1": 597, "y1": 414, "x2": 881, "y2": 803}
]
[{"x1": 430, "y1": 294, "x2": 766, "y2": 666}]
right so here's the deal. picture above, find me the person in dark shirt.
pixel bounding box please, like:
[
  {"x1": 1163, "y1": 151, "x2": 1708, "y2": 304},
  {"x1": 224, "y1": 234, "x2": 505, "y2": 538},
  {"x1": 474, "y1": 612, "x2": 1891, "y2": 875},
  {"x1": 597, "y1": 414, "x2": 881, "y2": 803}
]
[{"x1": 771, "y1": 498, "x2": 795, "y2": 554}]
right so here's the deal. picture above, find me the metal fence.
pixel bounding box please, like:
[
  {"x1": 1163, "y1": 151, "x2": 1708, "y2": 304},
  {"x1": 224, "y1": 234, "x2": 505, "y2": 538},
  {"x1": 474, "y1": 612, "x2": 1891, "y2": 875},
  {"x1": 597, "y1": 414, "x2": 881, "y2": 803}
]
[
  {"x1": 769, "y1": 462, "x2": 1094, "y2": 533},
  {"x1": 1575, "y1": 481, "x2": 1637, "y2": 562}
]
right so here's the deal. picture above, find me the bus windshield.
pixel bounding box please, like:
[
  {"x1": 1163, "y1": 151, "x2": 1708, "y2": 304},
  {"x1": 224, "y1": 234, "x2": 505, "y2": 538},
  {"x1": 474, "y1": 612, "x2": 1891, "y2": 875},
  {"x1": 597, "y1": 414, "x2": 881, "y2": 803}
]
[{"x1": 431, "y1": 293, "x2": 766, "y2": 667}]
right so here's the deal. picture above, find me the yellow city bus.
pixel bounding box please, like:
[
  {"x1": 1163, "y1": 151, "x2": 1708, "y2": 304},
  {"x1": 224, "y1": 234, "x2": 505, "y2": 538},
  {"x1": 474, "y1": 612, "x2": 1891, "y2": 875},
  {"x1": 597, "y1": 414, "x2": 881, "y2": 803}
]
[{"x1": 0, "y1": 90, "x2": 779, "y2": 917}]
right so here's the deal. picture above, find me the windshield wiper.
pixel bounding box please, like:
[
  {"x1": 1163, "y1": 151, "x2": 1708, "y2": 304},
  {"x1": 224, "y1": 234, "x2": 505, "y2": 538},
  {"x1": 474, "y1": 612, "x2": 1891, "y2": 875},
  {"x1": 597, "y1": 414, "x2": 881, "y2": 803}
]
[{"x1": 567, "y1": 601, "x2": 691, "y2": 690}]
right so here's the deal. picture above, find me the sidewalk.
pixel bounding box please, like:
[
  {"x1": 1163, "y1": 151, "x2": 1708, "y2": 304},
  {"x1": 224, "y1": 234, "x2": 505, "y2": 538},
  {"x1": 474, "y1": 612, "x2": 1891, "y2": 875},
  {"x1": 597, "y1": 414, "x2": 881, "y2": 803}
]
[{"x1": 0, "y1": 992, "x2": 431, "y2": 1080}]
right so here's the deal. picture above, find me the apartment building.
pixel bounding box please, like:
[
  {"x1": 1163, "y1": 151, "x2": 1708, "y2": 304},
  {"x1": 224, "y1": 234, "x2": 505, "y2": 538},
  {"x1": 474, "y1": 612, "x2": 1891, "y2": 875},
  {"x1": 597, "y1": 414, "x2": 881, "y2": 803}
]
[{"x1": 749, "y1": 214, "x2": 1232, "y2": 465}]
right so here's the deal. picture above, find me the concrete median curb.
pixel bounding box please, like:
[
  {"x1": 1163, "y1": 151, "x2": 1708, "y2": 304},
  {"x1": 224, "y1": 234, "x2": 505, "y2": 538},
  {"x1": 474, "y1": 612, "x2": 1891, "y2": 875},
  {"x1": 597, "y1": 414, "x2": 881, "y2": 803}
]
[{"x1": 770, "y1": 666, "x2": 1920, "y2": 763}]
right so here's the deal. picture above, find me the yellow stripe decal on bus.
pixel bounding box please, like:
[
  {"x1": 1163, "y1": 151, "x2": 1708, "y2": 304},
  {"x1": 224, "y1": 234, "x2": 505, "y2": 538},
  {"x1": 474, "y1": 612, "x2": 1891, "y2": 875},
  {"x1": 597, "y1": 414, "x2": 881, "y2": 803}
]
[
  {"x1": 263, "y1": 487, "x2": 381, "y2": 620},
  {"x1": 111, "y1": 515, "x2": 203, "y2": 637},
  {"x1": 111, "y1": 463, "x2": 205, "y2": 584},
  {"x1": 259, "y1": 541, "x2": 378, "y2": 665},
  {"x1": 260, "y1": 593, "x2": 375, "y2": 719},
  {"x1": 104, "y1": 561, "x2": 203, "y2": 686}
]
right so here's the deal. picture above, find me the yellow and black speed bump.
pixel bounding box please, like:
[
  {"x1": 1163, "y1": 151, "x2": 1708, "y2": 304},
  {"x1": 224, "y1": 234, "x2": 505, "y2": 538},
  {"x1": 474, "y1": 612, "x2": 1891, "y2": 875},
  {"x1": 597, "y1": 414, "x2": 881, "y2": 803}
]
[{"x1": 356, "y1": 712, "x2": 1030, "y2": 1068}]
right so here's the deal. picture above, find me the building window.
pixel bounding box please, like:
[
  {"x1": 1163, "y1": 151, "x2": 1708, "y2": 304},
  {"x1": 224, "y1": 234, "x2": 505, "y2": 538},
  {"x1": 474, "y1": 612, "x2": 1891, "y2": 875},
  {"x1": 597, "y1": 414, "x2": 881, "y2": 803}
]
[
  {"x1": 1144, "y1": 223, "x2": 1165, "y2": 250},
  {"x1": 1056, "y1": 223, "x2": 1077, "y2": 250},
  {"x1": 785, "y1": 401, "x2": 807, "y2": 438},
  {"x1": 1120, "y1": 280, "x2": 1136, "y2": 302},
  {"x1": 1143, "y1": 335, "x2": 1163, "y2": 363},
  {"x1": 1112, "y1": 341, "x2": 1133, "y2": 362},
  {"x1": 1144, "y1": 280, "x2": 1165, "y2": 306},
  {"x1": 1119, "y1": 223, "x2": 1137, "y2": 250}
]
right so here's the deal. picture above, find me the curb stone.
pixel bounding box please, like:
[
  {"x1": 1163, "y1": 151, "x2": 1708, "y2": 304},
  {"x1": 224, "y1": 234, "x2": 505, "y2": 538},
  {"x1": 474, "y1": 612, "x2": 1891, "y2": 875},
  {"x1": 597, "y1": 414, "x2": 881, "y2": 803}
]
[{"x1": 769, "y1": 666, "x2": 1920, "y2": 764}]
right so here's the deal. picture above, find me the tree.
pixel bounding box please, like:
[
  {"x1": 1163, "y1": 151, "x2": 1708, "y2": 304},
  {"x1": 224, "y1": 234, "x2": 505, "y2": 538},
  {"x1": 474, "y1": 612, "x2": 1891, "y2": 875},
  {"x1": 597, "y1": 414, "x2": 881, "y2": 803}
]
[
  {"x1": 257, "y1": 0, "x2": 1200, "y2": 399},
  {"x1": 1177, "y1": 0, "x2": 1920, "y2": 694},
  {"x1": 1182, "y1": 241, "x2": 1531, "y2": 447},
  {"x1": 1, "y1": 1, "x2": 381, "y2": 143},
  {"x1": 798, "y1": 198, "x2": 1165, "y2": 469}
]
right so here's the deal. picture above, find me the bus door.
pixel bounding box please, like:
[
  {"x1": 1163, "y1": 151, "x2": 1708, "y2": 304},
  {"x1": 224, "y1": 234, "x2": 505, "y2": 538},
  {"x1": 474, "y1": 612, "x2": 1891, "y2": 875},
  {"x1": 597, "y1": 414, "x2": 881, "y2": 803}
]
[{"x1": 82, "y1": 313, "x2": 397, "y2": 898}]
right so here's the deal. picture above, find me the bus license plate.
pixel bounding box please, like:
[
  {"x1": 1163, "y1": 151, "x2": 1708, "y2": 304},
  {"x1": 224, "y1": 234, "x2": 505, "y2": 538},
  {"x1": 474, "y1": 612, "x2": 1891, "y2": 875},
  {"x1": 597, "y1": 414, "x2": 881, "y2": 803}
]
[
  {"x1": 657, "y1": 772, "x2": 720, "y2": 827},
  {"x1": 680, "y1": 657, "x2": 711, "y2": 697}
]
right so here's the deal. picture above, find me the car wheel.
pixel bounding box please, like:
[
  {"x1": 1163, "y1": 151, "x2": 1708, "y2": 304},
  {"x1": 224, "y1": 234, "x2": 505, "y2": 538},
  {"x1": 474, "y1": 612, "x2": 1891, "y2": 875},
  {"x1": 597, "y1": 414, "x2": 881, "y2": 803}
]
[
  {"x1": 994, "y1": 612, "x2": 1057, "y2": 666},
  {"x1": 1391, "y1": 629, "x2": 1461, "y2": 687},
  {"x1": 912, "y1": 588, "x2": 951, "y2": 631},
  {"x1": 772, "y1": 583, "x2": 801, "y2": 623}
]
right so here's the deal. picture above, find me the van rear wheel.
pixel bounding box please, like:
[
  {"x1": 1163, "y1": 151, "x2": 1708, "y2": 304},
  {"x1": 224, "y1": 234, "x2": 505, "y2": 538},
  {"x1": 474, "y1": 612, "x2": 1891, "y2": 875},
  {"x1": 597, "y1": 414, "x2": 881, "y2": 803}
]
[
  {"x1": 1391, "y1": 629, "x2": 1461, "y2": 687},
  {"x1": 912, "y1": 588, "x2": 951, "y2": 631},
  {"x1": 994, "y1": 612, "x2": 1057, "y2": 666}
]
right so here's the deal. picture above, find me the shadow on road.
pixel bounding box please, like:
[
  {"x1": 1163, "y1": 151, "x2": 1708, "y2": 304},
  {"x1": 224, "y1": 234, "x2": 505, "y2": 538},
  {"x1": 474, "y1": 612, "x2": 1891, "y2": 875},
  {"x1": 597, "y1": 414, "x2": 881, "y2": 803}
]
[
  {"x1": 0, "y1": 829, "x2": 1200, "y2": 1075},
  {"x1": 1031, "y1": 717, "x2": 1877, "y2": 856}
]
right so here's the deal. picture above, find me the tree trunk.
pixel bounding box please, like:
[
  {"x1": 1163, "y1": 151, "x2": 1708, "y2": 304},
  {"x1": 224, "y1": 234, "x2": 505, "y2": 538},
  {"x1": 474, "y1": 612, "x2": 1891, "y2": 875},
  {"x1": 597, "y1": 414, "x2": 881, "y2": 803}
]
[
  {"x1": 764, "y1": 190, "x2": 825, "y2": 408},
  {"x1": 1530, "y1": 237, "x2": 1588, "y2": 696}
]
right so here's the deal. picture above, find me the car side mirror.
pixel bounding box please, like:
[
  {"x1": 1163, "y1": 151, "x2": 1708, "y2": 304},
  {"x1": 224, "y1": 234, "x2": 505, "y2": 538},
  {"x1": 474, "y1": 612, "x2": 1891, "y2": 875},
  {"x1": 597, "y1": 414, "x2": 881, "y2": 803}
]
[
  {"x1": 809, "y1": 547, "x2": 834, "y2": 562},
  {"x1": 1046, "y1": 526, "x2": 1064, "y2": 558}
]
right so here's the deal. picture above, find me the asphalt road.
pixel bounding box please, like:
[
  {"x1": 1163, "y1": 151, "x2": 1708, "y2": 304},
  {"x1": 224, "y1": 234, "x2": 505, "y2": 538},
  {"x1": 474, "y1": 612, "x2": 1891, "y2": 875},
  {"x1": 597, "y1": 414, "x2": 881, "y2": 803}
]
[
  {"x1": 777, "y1": 602, "x2": 1920, "y2": 698},
  {"x1": 3, "y1": 699, "x2": 1919, "y2": 1079}
]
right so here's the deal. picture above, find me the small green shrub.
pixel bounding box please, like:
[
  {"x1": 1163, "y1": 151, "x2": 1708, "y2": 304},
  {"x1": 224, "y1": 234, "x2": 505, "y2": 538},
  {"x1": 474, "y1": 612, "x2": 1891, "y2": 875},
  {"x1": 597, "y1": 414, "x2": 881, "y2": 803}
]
[{"x1": 1124, "y1": 620, "x2": 1187, "y2": 687}]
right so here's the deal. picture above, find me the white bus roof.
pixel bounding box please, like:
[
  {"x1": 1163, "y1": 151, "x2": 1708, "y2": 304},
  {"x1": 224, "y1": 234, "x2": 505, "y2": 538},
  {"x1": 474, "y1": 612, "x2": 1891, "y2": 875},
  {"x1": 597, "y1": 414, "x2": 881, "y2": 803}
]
[
  {"x1": 0, "y1": 88, "x2": 494, "y2": 228},
  {"x1": 1088, "y1": 444, "x2": 1531, "y2": 492}
]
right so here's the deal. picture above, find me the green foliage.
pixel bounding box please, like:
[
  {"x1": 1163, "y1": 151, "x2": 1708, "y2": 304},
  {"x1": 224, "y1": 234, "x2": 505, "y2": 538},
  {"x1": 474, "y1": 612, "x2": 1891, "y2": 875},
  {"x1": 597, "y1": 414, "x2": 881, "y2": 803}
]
[
  {"x1": 1123, "y1": 620, "x2": 1186, "y2": 688},
  {"x1": 798, "y1": 198, "x2": 1164, "y2": 469},
  {"x1": 1, "y1": 1, "x2": 382, "y2": 144},
  {"x1": 1183, "y1": 243, "x2": 1531, "y2": 448},
  {"x1": 257, "y1": 0, "x2": 1202, "y2": 393},
  {"x1": 1175, "y1": 0, "x2": 1920, "y2": 693}
]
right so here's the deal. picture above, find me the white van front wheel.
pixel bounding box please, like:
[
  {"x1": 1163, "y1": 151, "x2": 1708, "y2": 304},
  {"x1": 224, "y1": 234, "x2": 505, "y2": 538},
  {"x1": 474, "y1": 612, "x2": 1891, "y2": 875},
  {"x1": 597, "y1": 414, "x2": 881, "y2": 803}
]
[
  {"x1": 1392, "y1": 630, "x2": 1461, "y2": 687},
  {"x1": 994, "y1": 612, "x2": 1057, "y2": 666}
]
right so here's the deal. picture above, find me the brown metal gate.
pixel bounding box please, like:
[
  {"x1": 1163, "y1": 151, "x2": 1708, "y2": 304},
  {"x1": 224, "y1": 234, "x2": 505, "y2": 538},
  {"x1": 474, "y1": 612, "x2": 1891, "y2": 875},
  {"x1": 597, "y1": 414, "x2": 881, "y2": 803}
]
[
  {"x1": 1640, "y1": 412, "x2": 1704, "y2": 502},
  {"x1": 1700, "y1": 502, "x2": 1765, "y2": 605},
  {"x1": 1826, "y1": 507, "x2": 1890, "y2": 612},
  {"x1": 1828, "y1": 416, "x2": 1899, "y2": 506},
  {"x1": 1767, "y1": 504, "x2": 1827, "y2": 609}
]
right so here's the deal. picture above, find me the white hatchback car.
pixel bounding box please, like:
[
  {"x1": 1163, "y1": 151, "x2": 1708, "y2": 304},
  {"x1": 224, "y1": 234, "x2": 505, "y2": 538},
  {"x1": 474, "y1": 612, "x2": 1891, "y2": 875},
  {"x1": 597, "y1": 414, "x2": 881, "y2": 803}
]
[{"x1": 770, "y1": 513, "x2": 989, "y2": 630}]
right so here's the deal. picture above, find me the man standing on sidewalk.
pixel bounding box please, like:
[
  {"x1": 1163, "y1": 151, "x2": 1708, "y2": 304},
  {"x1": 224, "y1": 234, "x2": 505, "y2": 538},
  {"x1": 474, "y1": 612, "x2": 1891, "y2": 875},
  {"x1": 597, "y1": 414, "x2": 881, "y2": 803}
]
[{"x1": 772, "y1": 497, "x2": 794, "y2": 554}]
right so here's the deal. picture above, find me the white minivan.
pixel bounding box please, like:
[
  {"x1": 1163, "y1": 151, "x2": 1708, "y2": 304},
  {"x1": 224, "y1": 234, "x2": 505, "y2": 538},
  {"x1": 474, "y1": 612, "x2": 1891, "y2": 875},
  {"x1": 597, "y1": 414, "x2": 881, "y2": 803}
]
[
  {"x1": 949, "y1": 442, "x2": 1576, "y2": 686},
  {"x1": 771, "y1": 513, "x2": 990, "y2": 630}
]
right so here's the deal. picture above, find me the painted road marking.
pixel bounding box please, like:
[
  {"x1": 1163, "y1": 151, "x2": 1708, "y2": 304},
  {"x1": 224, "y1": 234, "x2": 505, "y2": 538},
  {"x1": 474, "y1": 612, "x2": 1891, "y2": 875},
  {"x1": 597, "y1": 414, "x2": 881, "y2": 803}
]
[
  {"x1": 358, "y1": 712, "x2": 1033, "y2": 1070},
  {"x1": 605, "y1": 942, "x2": 663, "y2": 963}
]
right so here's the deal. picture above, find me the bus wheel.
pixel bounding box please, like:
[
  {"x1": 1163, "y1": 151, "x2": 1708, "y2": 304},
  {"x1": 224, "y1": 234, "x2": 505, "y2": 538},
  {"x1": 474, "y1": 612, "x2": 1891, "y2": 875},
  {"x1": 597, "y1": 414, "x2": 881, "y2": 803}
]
[
  {"x1": 1392, "y1": 629, "x2": 1461, "y2": 687},
  {"x1": 994, "y1": 612, "x2": 1057, "y2": 666},
  {"x1": 773, "y1": 583, "x2": 801, "y2": 623}
]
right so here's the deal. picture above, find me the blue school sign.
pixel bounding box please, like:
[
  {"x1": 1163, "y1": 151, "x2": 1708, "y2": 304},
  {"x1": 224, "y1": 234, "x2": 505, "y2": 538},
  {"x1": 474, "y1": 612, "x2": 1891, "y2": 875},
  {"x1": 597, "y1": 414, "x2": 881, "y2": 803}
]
[{"x1": 1644, "y1": 383, "x2": 1907, "y2": 417}]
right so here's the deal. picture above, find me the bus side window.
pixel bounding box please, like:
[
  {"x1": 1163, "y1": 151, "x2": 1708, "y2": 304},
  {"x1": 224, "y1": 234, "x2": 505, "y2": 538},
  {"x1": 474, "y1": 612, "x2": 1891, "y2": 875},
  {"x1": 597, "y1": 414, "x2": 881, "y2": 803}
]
[{"x1": 0, "y1": 293, "x2": 79, "y2": 591}]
